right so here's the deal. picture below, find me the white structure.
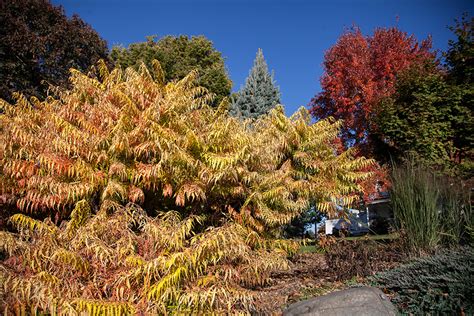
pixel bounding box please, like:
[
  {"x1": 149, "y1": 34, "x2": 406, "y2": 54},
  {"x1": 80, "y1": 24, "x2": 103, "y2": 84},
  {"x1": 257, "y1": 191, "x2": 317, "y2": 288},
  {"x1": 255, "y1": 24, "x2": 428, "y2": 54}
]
[
  {"x1": 325, "y1": 208, "x2": 369, "y2": 236},
  {"x1": 324, "y1": 198, "x2": 392, "y2": 236}
]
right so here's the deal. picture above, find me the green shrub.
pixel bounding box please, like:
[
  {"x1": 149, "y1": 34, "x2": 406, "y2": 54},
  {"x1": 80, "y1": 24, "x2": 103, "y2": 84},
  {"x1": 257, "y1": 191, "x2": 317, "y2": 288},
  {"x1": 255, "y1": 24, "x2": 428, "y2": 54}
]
[{"x1": 373, "y1": 247, "x2": 474, "y2": 315}]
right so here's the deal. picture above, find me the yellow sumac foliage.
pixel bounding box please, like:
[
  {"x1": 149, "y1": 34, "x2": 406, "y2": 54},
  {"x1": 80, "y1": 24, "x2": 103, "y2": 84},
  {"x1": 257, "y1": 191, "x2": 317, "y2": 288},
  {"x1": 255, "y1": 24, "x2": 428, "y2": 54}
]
[
  {"x1": 0, "y1": 203, "x2": 296, "y2": 313},
  {"x1": 0, "y1": 60, "x2": 372, "y2": 227},
  {"x1": 0, "y1": 61, "x2": 373, "y2": 313}
]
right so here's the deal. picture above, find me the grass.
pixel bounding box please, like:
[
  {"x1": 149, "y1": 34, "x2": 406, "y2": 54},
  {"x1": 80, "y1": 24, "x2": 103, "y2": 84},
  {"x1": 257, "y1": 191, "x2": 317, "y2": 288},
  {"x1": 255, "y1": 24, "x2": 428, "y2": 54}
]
[
  {"x1": 299, "y1": 245, "x2": 326, "y2": 253},
  {"x1": 344, "y1": 233, "x2": 399, "y2": 241},
  {"x1": 391, "y1": 161, "x2": 440, "y2": 252}
]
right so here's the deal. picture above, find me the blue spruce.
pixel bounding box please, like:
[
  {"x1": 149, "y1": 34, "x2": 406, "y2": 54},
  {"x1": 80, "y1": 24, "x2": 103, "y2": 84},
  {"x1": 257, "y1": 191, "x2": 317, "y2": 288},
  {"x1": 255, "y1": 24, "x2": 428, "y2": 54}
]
[{"x1": 231, "y1": 49, "x2": 281, "y2": 118}]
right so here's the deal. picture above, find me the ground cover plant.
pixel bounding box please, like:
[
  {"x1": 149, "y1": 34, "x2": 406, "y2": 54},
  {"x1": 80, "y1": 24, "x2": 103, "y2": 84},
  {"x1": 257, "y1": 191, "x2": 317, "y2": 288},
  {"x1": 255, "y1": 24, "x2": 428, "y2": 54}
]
[
  {"x1": 373, "y1": 246, "x2": 474, "y2": 314},
  {"x1": 0, "y1": 61, "x2": 372, "y2": 314}
]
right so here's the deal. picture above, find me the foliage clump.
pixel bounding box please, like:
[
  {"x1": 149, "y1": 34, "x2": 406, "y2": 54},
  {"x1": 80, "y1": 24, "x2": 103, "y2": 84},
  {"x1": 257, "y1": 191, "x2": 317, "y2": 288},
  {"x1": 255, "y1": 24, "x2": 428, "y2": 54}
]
[
  {"x1": 110, "y1": 35, "x2": 232, "y2": 106},
  {"x1": 373, "y1": 246, "x2": 474, "y2": 315},
  {"x1": 0, "y1": 203, "x2": 297, "y2": 314},
  {"x1": 0, "y1": 0, "x2": 109, "y2": 103},
  {"x1": 377, "y1": 63, "x2": 473, "y2": 176},
  {"x1": 0, "y1": 60, "x2": 371, "y2": 226},
  {"x1": 0, "y1": 61, "x2": 372, "y2": 313}
]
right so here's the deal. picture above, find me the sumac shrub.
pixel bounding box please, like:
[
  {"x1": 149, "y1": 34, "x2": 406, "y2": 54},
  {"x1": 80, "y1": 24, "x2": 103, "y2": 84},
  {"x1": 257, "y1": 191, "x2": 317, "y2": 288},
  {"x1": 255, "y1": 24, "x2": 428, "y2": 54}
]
[{"x1": 0, "y1": 61, "x2": 373, "y2": 313}]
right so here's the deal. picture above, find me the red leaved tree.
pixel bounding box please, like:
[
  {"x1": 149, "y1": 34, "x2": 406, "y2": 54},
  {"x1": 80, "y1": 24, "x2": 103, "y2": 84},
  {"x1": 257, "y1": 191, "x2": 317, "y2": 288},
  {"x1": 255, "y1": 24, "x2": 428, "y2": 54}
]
[
  {"x1": 309, "y1": 26, "x2": 436, "y2": 199},
  {"x1": 310, "y1": 26, "x2": 435, "y2": 158}
]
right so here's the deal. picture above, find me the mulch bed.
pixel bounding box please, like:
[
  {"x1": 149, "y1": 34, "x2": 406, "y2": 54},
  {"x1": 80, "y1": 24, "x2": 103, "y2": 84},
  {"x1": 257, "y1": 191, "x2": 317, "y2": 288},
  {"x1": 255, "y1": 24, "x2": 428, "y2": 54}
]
[{"x1": 252, "y1": 238, "x2": 407, "y2": 314}]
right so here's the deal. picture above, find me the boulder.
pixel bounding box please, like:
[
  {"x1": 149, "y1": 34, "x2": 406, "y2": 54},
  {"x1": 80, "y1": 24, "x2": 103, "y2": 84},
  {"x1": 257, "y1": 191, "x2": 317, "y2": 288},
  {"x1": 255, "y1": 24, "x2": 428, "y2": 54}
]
[{"x1": 283, "y1": 286, "x2": 397, "y2": 316}]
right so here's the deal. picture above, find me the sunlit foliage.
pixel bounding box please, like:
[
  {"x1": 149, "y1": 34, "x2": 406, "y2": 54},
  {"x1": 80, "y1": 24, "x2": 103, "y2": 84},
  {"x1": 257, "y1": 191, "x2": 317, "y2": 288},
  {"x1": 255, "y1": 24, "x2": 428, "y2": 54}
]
[
  {"x1": 0, "y1": 60, "x2": 372, "y2": 226},
  {"x1": 0, "y1": 61, "x2": 372, "y2": 313},
  {"x1": 309, "y1": 26, "x2": 434, "y2": 158},
  {"x1": 0, "y1": 203, "x2": 298, "y2": 313}
]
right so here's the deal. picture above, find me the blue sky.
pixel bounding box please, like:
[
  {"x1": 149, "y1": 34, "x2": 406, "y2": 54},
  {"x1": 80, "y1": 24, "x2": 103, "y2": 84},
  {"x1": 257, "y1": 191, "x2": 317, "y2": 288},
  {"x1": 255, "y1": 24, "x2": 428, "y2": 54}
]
[{"x1": 53, "y1": 0, "x2": 472, "y2": 115}]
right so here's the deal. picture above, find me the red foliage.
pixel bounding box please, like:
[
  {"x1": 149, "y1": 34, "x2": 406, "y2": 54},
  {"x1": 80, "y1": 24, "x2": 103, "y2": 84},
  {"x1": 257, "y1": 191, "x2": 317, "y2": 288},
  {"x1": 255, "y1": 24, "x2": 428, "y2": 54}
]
[
  {"x1": 359, "y1": 163, "x2": 391, "y2": 202},
  {"x1": 309, "y1": 26, "x2": 435, "y2": 156}
]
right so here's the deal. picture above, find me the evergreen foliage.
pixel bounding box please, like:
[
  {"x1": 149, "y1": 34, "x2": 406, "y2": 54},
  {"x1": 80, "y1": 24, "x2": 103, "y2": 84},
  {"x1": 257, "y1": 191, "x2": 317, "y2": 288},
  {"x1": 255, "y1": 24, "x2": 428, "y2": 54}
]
[
  {"x1": 230, "y1": 49, "x2": 281, "y2": 119},
  {"x1": 373, "y1": 247, "x2": 474, "y2": 315},
  {"x1": 445, "y1": 14, "x2": 474, "y2": 86},
  {"x1": 283, "y1": 208, "x2": 322, "y2": 239},
  {"x1": 0, "y1": 61, "x2": 373, "y2": 313},
  {"x1": 445, "y1": 15, "x2": 474, "y2": 176},
  {"x1": 0, "y1": 0, "x2": 109, "y2": 103},
  {"x1": 110, "y1": 35, "x2": 232, "y2": 106}
]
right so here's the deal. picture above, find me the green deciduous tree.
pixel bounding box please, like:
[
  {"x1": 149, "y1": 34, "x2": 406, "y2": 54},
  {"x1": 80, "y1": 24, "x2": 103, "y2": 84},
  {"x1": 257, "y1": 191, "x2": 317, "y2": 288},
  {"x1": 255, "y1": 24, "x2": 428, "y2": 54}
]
[
  {"x1": 377, "y1": 67, "x2": 472, "y2": 176},
  {"x1": 110, "y1": 35, "x2": 232, "y2": 105},
  {"x1": 376, "y1": 16, "x2": 473, "y2": 176},
  {"x1": 377, "y1": 67, "x2": 458, "y2": 166},
  {"x1": 445, "y1": 14, "x2": 474, "y2": 85},
  {"x1": 230, "y1": 49, "x2": 281, "y2": 119},
  {"x1": 0, "y1": 0, "x2": 109, "y2": 103}
]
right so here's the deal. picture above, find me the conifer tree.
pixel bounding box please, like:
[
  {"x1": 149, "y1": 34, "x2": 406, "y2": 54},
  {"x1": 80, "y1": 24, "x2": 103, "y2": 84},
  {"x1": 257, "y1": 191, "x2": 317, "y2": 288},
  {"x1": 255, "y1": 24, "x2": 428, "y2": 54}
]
[{"x1": 231, "y1": 49, "x2": 281, "y2": 118}]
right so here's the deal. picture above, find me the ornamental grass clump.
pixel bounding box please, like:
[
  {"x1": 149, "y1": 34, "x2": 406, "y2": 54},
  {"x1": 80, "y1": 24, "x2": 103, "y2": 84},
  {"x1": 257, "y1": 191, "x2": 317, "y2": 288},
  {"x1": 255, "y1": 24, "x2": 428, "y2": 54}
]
[
  {"x1": 0, "y1": 61, "x2": 372, "y2": 313},
  {"x1": 391, "y1": 161, "x2": 440, "y2": 253},
  {"x1": 391, "y1": 159, "x2": 473, "y2": 253}
]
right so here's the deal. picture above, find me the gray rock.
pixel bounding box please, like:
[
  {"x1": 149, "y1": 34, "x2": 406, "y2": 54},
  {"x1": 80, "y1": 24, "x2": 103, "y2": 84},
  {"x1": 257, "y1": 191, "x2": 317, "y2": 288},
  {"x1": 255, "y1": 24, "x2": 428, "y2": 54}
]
[{"x1": 283, "y1": 286, "x2": 397, "y2": 316}]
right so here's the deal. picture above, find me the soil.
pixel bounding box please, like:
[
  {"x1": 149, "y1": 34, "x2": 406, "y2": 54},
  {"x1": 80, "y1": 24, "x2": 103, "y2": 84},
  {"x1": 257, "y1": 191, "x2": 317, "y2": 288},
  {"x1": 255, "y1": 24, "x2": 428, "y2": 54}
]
[
  {"x1": 252, "y1": 240, "x2": 406, "y2": 314},
  {"x1": 252, "y1": 253, "x2": 347, "y2": 314}
]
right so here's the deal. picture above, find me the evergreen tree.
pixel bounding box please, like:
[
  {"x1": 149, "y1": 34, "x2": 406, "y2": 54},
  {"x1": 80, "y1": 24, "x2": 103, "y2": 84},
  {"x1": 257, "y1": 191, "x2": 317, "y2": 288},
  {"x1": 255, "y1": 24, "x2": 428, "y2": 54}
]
[{"x1": 231, "y1": 49, "x2": 280, "y2": 118}]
